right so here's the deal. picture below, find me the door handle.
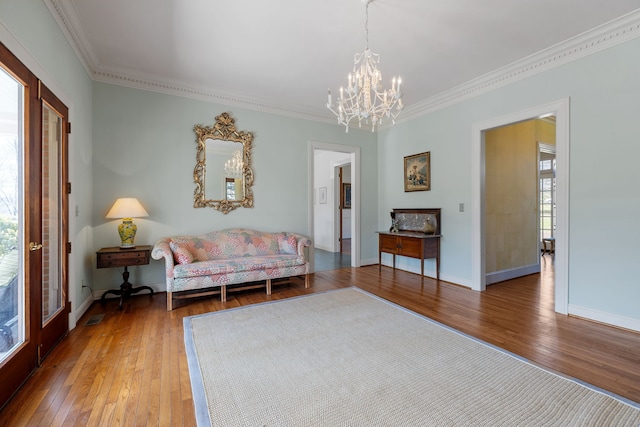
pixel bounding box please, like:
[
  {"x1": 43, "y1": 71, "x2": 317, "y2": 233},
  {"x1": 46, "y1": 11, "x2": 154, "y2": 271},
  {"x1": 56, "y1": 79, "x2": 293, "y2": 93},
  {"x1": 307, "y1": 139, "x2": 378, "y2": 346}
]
[{"x1": 29, "y1": 242, "x2": 43, "y2": 251}]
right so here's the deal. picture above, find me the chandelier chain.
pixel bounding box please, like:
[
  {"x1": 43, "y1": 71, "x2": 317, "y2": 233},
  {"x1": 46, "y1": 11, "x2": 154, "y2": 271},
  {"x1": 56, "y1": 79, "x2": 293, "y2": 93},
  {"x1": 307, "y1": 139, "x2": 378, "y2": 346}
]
[{"x1": 365, "y1": 1, "x2": 369, "y2": 49}]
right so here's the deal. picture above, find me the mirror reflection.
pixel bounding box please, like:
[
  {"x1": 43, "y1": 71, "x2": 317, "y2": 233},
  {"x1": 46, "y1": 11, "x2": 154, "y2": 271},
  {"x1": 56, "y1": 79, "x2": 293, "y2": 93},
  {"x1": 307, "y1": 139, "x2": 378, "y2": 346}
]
[
  {"x1": 205, "y1": 140, "x2": 244, "y2": 201},
  {"x1": 193, "y1": 113, "x2": 254, "y2": 214}
]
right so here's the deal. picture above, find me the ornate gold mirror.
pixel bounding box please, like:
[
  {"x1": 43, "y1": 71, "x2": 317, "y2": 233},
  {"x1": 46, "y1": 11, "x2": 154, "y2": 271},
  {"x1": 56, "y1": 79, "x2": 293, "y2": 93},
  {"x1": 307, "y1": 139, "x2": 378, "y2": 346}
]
[{"x1": 193, "y1": 112, "x2": 254, "y2": 214}]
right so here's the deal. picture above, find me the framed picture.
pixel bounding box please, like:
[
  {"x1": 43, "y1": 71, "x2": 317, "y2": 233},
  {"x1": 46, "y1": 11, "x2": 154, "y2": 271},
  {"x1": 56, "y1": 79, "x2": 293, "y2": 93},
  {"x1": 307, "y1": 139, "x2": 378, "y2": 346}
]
[
  {"x1": 404, "y1": 151, "x2": 431, "y2": 192},
  {"x1": 319, "y1": 187, "x2": 327, "y2": 204},
  {"x1": 342, "y1": 183, "x2": 351, "y2": 209}
]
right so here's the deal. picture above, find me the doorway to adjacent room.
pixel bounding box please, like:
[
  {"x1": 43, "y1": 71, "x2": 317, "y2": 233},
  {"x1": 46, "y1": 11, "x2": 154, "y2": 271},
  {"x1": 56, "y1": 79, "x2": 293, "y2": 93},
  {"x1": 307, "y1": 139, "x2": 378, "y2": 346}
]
[{"x1": 309, "y1": 141, "x2": 360, "y2": 272}]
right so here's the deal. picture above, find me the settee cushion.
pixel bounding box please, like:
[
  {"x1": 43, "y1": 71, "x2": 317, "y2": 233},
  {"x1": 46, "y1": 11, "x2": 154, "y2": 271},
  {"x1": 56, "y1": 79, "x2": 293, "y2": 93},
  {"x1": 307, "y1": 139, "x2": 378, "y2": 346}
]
[
  {"x1": 169, "y1": 241, "x2": 194, "y2": 265},
  {"x1": 278, "y1": 234, "x2": 297, "y2": 255},
  {"x1": 172, "y1": 255, "x2": 305, "y2": 279}
]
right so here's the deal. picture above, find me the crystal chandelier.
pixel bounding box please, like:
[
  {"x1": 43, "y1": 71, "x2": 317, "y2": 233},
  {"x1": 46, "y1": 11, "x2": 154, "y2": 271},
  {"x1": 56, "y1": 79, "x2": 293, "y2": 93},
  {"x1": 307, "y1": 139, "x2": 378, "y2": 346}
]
[
  {"x1": 224, "y1": 149, "x2": 243, "y2": 177},
  {"x1": 326, "y1": 0, "x2": 404, "y2": 132}
]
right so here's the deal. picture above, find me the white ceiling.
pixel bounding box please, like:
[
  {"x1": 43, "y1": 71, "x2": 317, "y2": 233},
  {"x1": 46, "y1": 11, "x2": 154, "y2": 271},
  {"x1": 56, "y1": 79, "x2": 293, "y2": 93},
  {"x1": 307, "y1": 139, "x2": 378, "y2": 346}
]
[{"x1": 49, "y1": 0, "x2": 640, "y2": 124}]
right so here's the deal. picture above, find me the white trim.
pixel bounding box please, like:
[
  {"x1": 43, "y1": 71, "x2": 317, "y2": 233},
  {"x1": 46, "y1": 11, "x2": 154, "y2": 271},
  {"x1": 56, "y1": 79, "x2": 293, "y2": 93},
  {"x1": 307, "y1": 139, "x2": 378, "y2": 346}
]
[
  {"x1": 314, "y1": 244, "x2": 333, "y2": 252},
  {"x1": 472, "y1": 98, "x2": 570, "y2": 315},
  {"x1": 569, "y1": 305, "x2": 640, "y2": 333},
  {"x1": 485, "y1": 264, "x2": 541, "y2": 286},
  {"x1": 539, "y1": 143, "x2": 556, "y2": 155},
  {"x1": 398, "y1": 10, "x2": 640, "y2": 123},
  {"x1": 70, "y1": 293, "x2": 94, "y2": 329},
  {"x1": 308, "y1": 141, "x2": 360, "y2": 271},
  {"x1": 44, "y1": 0, "x2": 96, "y2": 76},
  {"x1": 46, "y1": 2, "x2": 640, "y2": 126}
]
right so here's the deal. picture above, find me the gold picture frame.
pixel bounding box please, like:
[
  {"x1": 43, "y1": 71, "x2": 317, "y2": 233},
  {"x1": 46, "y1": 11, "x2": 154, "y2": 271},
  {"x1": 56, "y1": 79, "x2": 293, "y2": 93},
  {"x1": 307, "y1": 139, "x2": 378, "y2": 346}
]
[{"x1": 404, "y1": 152, "x2": 431, "y2": 192}]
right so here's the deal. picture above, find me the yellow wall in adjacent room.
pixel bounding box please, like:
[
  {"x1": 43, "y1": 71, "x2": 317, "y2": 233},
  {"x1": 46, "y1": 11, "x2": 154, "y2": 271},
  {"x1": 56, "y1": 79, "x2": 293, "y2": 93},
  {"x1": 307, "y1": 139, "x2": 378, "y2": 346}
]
[{"x1": 485, "y1": 119, "x2": 555, "y2": 275}]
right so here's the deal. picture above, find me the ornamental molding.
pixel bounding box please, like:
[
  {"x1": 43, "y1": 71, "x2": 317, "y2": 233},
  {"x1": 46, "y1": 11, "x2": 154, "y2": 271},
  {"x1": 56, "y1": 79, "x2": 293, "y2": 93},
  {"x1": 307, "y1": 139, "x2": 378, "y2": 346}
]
[{"x1": 45, "y1": 1, "x2": 640, "y2": 126}]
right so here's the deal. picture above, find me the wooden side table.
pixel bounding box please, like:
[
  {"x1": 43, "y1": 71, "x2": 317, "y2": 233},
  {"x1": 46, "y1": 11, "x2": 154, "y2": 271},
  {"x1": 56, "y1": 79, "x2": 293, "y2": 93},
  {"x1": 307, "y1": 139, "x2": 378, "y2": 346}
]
[
  {"x1": 97, "y1": 245, "x2": 153, "y2": 309},
  {"x1": 377, "y1": 232, "x2": 441, "y2": 281}
]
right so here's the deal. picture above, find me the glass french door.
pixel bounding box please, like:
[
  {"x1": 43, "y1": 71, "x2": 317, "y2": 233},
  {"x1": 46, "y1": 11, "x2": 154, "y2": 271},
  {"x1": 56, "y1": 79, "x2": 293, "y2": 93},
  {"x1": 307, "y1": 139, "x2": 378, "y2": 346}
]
[
  {"x1": 38, "y1": 85, "x2": 69, "y2": 360},
  {"x1": 0, "y1": 42, "x2": 69, "y2": 410}
]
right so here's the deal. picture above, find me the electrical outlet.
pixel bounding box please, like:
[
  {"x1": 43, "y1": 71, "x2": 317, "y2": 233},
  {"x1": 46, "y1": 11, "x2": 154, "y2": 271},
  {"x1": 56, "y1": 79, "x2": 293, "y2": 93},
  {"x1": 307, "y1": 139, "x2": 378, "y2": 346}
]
[{"x1": 459, "y1": 203, "x2": 465, "y2": 212}]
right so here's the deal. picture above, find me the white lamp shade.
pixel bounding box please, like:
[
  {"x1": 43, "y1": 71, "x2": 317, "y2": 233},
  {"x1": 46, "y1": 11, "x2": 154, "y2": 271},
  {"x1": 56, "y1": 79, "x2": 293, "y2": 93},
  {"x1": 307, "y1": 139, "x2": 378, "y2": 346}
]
[{"x1": 106, "y1": 198, "x2": 149, "y2": 219}]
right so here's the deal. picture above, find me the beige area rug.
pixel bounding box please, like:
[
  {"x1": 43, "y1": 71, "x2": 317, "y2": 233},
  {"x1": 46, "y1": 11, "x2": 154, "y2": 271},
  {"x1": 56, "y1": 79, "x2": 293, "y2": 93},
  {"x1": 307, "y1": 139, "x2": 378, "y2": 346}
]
[{"x1": 183, "y1": 288, "x2": 640, "y2": 426}]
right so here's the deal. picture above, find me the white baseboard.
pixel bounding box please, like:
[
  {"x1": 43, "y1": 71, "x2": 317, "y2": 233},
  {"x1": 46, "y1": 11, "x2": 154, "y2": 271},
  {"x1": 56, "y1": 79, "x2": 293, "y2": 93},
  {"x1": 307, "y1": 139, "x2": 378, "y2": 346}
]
[
  {"x1": 378, "y1": 257, "x2": 471, "y2": 288},
  {"x1": 486, "y1": 264, "x2": 540, "y2": 285},
  {"x1": 569, "y1": 304, "x2": 640, "y2": 333},
  {"x1": 69, "y1": 293, "x2": 94, "y2": 330}
]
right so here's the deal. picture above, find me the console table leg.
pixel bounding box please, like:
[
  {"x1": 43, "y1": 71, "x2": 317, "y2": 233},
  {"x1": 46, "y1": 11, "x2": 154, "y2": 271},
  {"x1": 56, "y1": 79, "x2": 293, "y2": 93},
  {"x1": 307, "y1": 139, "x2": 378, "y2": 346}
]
[{"x1": 100, "y1": 266, "x2": 154, "y2": 310}]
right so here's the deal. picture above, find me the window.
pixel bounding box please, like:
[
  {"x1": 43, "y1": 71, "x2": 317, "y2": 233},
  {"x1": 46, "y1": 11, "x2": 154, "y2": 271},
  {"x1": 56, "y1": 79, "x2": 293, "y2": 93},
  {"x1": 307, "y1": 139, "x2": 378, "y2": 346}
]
[{"x1": 539, "y1": 158, "x2": 556, "y2": 242}]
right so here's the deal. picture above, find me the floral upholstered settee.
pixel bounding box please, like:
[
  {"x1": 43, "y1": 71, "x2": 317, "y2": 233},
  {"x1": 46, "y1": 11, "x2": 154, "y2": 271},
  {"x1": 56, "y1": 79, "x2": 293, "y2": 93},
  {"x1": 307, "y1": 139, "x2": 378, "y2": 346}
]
[{"x1": 152, "y1": 228, "x2": 311, "y2": 310}]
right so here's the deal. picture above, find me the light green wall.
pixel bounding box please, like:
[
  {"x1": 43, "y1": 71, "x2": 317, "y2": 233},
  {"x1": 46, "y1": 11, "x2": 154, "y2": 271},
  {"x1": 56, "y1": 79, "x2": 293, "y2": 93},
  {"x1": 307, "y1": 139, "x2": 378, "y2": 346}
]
[
  {"x1": 0, "y1": 0, "x2": 94, "y2": 326},
  {"x1": 91, "y1": 83, "x2": 377, "y2": 290},
  {"x1": 3, "y1": 0, "x2": 638, "y2": 328},
  {"x1": 379, "y1": 37, "x2": 640, "y2": 323}
]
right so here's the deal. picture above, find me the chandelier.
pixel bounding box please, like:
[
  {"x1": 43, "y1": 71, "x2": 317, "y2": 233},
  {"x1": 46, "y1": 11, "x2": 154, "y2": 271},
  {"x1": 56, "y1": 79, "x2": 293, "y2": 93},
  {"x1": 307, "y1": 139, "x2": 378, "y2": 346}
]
[
  {"x1": 224, "y1": 149, "x2": 243, "y2": 177},
  {"x1": 326, "y1": 0, "x2": 404, "y2": 132}
]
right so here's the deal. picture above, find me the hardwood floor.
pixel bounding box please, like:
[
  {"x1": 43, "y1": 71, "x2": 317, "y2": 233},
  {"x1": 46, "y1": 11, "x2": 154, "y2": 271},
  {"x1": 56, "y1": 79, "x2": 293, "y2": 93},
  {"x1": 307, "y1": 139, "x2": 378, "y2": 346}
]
[{"x1": 1, "y1": 260, "x2": 639, "y2": 425}]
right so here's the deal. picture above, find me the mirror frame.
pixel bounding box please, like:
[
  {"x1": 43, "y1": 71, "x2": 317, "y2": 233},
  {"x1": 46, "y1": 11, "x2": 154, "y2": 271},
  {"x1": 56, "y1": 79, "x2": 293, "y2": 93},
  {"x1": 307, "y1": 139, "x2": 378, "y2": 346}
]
[{"x1": 193, "y1": 112, "x2": 254, "y2": 214}]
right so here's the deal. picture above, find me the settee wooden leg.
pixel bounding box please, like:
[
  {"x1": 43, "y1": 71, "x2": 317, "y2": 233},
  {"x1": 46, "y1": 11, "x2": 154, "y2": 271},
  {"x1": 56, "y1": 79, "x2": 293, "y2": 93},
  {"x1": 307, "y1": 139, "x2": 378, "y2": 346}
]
[
  {"x1": 266, "y1": 279, "x2": 272, "y2": 295},
  {"x1": 221, "y1": 285, "x2": 227, "y2": 302},
  {"x1": 304, "y1": 274, "x2": 309, "y2": 288},
  {"x1": 167, "y1": 292, "x2": 172, "y2": 311}
]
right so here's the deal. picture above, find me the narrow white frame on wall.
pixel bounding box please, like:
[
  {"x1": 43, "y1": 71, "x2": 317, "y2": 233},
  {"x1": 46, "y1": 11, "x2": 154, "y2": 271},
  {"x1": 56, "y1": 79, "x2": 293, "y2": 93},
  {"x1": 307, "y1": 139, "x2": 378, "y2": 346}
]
[
  {"x1": 471, "y1": 98, "x2": 570, "y2": 314},
  {"x1": 308, "y1": 141, "x2": 361, "y2": 271}
]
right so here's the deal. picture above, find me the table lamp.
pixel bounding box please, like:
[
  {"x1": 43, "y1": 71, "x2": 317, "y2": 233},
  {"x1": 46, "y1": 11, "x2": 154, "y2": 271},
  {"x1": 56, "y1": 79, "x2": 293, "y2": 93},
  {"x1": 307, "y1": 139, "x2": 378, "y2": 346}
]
[{"x1": 106, "y1": 197, "x2": 149, "y2": 248}]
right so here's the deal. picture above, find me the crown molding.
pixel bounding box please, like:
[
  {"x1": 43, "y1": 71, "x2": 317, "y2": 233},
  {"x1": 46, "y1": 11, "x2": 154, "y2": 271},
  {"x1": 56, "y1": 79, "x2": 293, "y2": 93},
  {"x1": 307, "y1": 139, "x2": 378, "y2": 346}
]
[
  {"x1": 91, "y1": 68, "x2": 336, "y2": 124},
  {"x1": 398, "y1": 9, "x2": 640, "y2": 124},
  {"x1": 46, "y1": 1, "x2": 640, "y2": 127},
  {"x1": 44, "y1": 0, "x2": 98, "y2": 77}
]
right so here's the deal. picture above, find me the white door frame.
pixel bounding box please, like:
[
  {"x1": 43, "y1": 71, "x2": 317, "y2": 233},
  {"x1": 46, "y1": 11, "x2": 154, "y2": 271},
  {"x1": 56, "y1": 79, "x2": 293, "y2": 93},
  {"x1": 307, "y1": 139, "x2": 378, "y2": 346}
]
[
  {"x1": 308, "y1": 141, "x2": 360, "y2": 271},
  {"x1": 471, "y1": 98, "x2": 570, "y2": 314}
]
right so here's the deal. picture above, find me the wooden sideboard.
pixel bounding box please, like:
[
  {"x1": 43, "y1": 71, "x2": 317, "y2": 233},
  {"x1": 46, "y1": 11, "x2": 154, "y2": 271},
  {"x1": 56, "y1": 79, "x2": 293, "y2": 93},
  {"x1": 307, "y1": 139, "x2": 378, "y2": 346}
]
[
  {"x1": 378, "y1": 232, "x2": 440, "y2": 280},
  {"x1": 378, "y1": 208, "x2": 441, "y2": 281}
]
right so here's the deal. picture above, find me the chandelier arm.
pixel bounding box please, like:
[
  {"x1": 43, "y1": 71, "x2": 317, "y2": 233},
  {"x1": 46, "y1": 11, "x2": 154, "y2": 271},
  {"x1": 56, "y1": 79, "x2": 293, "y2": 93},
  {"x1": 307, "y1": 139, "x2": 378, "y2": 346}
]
[{"x1": 326, "y1": 0, "x2": 403, "y2": 132}]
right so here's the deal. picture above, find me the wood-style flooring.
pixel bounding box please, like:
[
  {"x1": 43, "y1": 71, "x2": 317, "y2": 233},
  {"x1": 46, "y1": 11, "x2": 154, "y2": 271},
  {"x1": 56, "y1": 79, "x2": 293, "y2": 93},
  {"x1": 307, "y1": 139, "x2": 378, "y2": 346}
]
[{"x1": 1, "y1": 259, "x2": 639, "y2": 425}]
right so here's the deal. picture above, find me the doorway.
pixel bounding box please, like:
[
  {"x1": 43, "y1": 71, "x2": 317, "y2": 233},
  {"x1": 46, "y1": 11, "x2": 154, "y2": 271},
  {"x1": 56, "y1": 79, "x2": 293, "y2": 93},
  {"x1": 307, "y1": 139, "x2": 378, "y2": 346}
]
[
  {"x1": 338, "y1": 163, "x2": 351, "y2": 256},
  {"x1": 0, "y1": 43, "x2": 70, "y2": 409},
  {"x1": 483, "y1": 118, "x2": 556, "y2": 284},
  {"x1": 472, "y1": 99, "x2": 569, "y2": 314},
  {"x1": 309, "y1": 141, "x2": 360, "y2": 272}
]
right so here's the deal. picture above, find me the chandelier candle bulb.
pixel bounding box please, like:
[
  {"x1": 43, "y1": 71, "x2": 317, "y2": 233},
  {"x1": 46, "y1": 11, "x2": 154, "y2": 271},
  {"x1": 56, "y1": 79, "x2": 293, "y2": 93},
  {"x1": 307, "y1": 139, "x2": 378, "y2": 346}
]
[{"x1": 325, "y1": 1, "x2": 404, "y2": 132}]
